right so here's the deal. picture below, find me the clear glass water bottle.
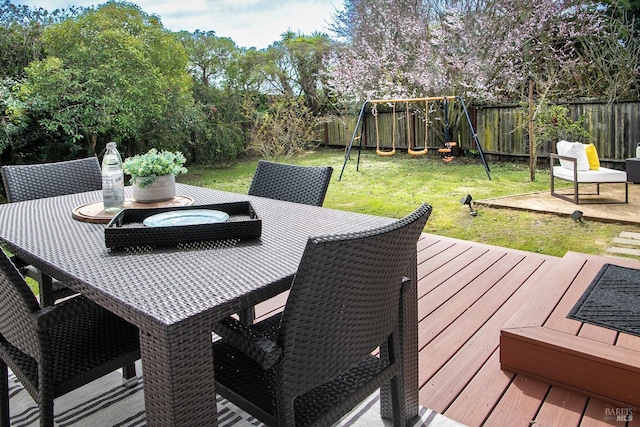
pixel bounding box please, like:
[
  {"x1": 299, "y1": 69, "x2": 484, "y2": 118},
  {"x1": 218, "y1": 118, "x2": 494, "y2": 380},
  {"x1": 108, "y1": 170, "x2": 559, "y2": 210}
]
[{"x1": 102, "y1": 141, "x2": 125, "y2": 213}]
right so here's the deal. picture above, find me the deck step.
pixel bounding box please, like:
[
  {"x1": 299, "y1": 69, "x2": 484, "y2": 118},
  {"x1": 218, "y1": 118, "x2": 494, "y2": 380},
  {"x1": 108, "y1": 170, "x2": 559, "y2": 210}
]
[{"x1": 500, "y1": 326, "x2": 640, "y2": 408}]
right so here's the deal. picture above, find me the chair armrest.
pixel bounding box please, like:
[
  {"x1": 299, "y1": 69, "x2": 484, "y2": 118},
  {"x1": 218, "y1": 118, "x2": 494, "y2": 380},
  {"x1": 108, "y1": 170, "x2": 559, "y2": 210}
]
[
  {"x1": 550, "y1": 153, "x2": 580, "y2": 182},
  {"x1": 35, "y1": 295, "x2": 97, "y2": 331},
  {"x1": 213, "y1": 316, "x2": 282, "y2": 369},
  {"x1": 550, "y1": 153, "x2": 577, "y2": 166}
]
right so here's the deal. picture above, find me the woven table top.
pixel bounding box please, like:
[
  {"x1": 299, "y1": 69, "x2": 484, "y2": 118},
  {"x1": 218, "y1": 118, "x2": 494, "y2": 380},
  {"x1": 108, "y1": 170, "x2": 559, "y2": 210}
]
[{"x1": 0, "y1": 183, "x2": 394, "y2": 328}]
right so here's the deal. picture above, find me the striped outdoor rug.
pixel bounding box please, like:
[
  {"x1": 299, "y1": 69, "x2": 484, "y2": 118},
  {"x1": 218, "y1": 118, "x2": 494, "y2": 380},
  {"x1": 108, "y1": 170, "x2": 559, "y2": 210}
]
[{"x1": 8, "y1": 362, "x2": 465, "y2": 427}]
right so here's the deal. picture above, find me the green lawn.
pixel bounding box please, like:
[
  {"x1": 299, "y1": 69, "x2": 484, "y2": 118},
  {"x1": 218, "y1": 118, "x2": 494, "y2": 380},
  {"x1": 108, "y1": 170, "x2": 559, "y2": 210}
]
[{"x1": 179, "y1": 147, "x2": 640, "y2": 258}]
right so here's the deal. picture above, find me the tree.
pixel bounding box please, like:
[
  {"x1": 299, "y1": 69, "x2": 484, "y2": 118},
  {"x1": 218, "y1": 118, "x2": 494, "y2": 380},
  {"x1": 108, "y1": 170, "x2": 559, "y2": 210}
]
[
  {"x1": 260, "y1": 31, "x2": 334, "y2": 114},
  {"x1": 0, "y1": 0, "x2": 82, "y2": 80},
  {"x1": 602, "y1": 0, "x2": 640, "y2": 34},
  {"x1": 327, "y1": 0, "x2": 639, "y2": 103},
  {"x1": 328, "y1": 0, "x2": 433, "y2": 101},
  {"x1": 0, "y1": 1, "x2": 87, "y2": 160},
  {"x1": 241, "y1": 32, "x2": 335, "y2": 159},
  {"x1": 182, "y1": 31, "x2": 337, "y2": 161},
  {"x1": 6, "y1": 2, "x2": 193, "y2": 160},
  {"x1": 0, "y1": 2, "x2": 44, "y2": 80},
  {"x1": 574, "y1": 0, "x2": 640, "y2": 101},
  {"x1": 476, "y1": 0, "x2": 639, "y2": 101},
  {"x1": 178, "y1": 30, "x2": 237, "y2": 87},
  {"x1": 177, "y1": 30, "x2": 249, "y2": 163}
]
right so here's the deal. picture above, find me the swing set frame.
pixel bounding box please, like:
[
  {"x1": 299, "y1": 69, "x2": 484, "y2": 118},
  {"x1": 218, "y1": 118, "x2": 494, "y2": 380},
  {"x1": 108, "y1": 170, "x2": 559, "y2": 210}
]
[{"x1": 338, "y1": 96, "x2": 491, "y2": 180}]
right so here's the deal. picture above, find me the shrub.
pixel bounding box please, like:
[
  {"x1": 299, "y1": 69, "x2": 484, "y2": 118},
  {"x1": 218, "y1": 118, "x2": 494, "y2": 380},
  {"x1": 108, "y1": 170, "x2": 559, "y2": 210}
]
[{"x1": 246, "y1": 96, "x2": 319, "y2": 159}]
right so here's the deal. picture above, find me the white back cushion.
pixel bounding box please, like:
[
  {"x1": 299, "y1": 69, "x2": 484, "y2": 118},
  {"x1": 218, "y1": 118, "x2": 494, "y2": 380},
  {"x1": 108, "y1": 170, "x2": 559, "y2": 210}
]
[{"x1": 557, "y1": 140, "x2": 589, "y2": 171}]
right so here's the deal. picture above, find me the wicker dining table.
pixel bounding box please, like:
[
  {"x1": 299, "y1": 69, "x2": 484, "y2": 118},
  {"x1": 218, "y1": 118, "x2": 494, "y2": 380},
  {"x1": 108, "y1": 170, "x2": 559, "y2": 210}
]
[{"x1": 0, "y1": 183, "x2": 420, "y2": 426}]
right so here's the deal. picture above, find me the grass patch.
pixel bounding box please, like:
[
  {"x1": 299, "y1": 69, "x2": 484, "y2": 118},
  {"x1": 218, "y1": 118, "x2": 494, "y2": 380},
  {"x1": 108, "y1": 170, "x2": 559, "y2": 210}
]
[{"x1": 178, "y1": 147, "x2": 640, "y2": 258}]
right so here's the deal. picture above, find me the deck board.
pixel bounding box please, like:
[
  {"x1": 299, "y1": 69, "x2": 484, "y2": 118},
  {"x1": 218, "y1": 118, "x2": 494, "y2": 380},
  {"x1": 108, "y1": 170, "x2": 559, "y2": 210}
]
[
  {"x1": 482, "y1": 374, "x2": 549, "y2": 426},
  {"x1": 419, "y1": 255, "x2": 553, "y2": 409},
  {"x1": 535, "y1": 387, "x2": 588, "y2": 426},
  {"x1": 444, "y1": 349, "x2": 513, "y2": 426},
  {"x1": 418, "y1": 252, "x2": 525, "y2": 345},
  {"x1": 418, "y1": 254, "x2": 546, "y2": 380},
  {"x1": 417, "y1": 242, "x2": 481, "y2": 299},
  {"x1": 252, "y1": 233, "x2": 640, "y2": 426}
]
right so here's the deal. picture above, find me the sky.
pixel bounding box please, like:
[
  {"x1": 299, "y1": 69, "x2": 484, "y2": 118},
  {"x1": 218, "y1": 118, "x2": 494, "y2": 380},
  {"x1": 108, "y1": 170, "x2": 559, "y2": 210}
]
[{"x1": 12, "y1": 0, "x2": 342, "y2": 49}]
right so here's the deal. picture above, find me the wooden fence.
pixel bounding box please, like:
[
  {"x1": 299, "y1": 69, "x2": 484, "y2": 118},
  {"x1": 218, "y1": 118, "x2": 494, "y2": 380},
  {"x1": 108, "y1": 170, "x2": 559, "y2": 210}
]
[{"x1": 321, "y1": 100, "x2": 640, "y2": 167}]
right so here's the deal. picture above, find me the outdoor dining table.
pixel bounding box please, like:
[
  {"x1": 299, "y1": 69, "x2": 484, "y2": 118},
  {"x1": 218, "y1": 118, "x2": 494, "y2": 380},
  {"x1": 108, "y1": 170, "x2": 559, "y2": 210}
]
[{"x1": 0, "y1": 183, "x2": 421, "y2": 426}]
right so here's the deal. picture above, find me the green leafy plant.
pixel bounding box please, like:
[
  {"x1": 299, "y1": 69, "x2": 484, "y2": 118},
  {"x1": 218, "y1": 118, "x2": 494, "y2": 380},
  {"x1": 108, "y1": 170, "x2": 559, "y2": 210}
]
[
  {"x1": 534, "y1": 103, "x2": 590, "y2": 145},
  {"x1": 122, "y1": 148, "x2": 188, "y2": 186}
]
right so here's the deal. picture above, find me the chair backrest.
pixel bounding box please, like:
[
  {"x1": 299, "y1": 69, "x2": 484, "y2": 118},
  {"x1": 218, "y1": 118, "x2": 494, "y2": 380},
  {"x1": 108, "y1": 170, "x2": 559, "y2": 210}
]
[
  {"x1": 248, "y1": 160, "x2": 333, "y2": 206},
  {"x1": 0, "y1": 251, "x2": 41, "y2": 359},
  {"x1": 277, "y1": 203, "x2": 431, "y2": 397},
  {"x1": 1, "y1": 157, "x2": 102, "y2": 203}
]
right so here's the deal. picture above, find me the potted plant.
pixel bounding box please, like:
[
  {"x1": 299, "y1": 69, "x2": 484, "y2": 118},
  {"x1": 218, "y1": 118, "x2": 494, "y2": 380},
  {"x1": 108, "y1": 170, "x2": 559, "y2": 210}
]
[{"x1": 123, "y1": 149, "x2": 188, "y2": 203}]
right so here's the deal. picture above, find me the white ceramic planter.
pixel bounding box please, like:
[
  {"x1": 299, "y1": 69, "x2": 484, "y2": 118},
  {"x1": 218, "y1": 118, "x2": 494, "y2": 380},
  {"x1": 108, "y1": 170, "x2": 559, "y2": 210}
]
[{"x1": 132, "y1": 173, "x2": 175, "y2": 203}]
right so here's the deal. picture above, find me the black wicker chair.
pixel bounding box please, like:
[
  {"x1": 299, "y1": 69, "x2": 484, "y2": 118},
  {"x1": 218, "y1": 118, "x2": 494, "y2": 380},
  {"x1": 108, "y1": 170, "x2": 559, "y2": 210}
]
[
  {"x1": 212, "y1": 203, "x2": 432, "y2": 427},
  {"x1": 0, "y1": 251, "x2": 140, "y2": 427},
  {"x1": 242, "y1": 160, "x2": 334, "y2": 324},
  {"x1": 1, "y1": 157, "x2": 103, "y2": 204},
  {"x1": 1, "y1": 158, "x2": 103, "y2": 307},
  {"x1": 248, "y1": 160, "x2": 333, "y2": 207}
]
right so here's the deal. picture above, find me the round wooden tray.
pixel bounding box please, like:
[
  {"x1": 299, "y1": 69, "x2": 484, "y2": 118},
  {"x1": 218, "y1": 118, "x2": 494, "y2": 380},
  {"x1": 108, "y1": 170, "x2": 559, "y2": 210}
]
[{"x1": 72, "y1": 195, "x2": 194, "y2": 224}]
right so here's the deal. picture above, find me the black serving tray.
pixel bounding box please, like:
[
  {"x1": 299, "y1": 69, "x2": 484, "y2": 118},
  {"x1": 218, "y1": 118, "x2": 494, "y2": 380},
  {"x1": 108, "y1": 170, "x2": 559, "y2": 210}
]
[{"x1": 105, "y1": 201, "x2": 261, "y2": 249}]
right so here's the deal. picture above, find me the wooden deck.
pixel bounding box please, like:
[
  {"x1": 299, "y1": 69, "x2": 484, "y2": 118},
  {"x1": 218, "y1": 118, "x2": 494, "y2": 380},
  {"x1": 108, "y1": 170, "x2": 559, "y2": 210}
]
[{"x1": 254, "y1": 233, "x2": 640, "y2": 427}]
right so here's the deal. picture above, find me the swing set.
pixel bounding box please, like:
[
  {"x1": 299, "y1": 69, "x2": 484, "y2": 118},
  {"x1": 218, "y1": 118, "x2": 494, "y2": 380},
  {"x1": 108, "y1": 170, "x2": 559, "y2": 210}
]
[{"x1": 338, "y1": 96, "x2": 491, "y2": 180}]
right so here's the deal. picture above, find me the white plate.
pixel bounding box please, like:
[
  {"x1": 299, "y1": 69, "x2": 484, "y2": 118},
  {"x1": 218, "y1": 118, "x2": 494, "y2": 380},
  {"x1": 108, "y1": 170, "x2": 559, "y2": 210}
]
[{"x1": 143, "y1": 209, "x2": 229, "y2": 227}]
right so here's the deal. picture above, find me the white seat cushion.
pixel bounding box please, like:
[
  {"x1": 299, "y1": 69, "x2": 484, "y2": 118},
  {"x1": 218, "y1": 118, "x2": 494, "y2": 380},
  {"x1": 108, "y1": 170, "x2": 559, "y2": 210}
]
[
  {"x1": 557, "y1": 140, "x2": 590, "y2": 171},
  {"x1": 553, "y1": 166, "x2": 627, "y2": 183}
]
